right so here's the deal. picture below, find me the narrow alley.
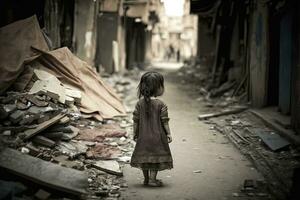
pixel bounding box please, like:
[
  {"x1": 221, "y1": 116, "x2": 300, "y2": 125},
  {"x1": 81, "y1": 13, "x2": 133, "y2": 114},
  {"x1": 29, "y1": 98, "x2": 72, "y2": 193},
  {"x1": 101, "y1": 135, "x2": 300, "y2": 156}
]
[
  {"x1": 0, "y1": 0, "x2": 300, "y2": 200},
  {"x1": 122, "y1": 63, "x2": 262, "y2": 200}
]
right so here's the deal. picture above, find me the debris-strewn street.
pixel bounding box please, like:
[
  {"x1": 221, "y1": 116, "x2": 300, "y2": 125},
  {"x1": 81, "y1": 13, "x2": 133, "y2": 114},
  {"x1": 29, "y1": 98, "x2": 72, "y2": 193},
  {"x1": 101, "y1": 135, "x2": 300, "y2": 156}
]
[
  {"x1": 123, "y1": 63, "x2": 272, "y2": 199},
  {"x1": 1, "y1": 0, "x2": 300, "y2": 200}
]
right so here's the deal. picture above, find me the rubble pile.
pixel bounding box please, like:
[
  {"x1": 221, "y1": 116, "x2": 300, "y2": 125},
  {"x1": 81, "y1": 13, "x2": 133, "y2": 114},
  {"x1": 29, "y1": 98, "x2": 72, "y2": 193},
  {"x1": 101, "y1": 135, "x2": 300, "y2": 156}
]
[
  {"x1": 203, "y1": 112, "x2": 300, "y2": 199},
  {"x1": 177, "y1": 60, "x2": 246, "y2": 110},
  {"x1": 0, "y1": 16, "x2": 132, "y2": 200},
  {"x1": 0, "y1": 69, "x2": 134, "y2": 199}
]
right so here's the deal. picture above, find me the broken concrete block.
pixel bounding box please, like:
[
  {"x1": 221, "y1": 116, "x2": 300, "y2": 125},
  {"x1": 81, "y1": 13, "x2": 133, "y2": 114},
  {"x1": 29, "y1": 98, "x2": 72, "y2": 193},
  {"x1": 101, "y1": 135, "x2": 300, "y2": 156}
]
[
  {"x1": 65, "y1": 88, "x2": 81, "y2": 104},
  {"x1": 21, "y1": 147, "x2": 30, "y2": 154},
  {"x1": 117, "y1": 156, "x2": 131, "y2": 163},
  {"x1": 91, "y1": 160, "x2": 123, "y2": 176},
  {"x1": 65, "y1": 96, "x2": 75, "y2": 106},
  {"x1": 38, "y1": 114, "x2": 51, "y2": 124},
  {"x1": 61, "y1": 126, "x2": 79, "y2": 141},
  {"x1": 57, "y1": 141, "x2": 88, "y2": 158},
  {"x1": 25, "y1": 94, "x2": 49, "y2": 107},
  {"x1": 2, "y1": 104, "x2": 17, "y2": 114},
  {"x1": 9, "y1": 110, "x2": 25, "y2": 124},
  {"x1": 2, "y1": 130, "x2": 11, "y2": 136},
  {"x1": 34, "y1": 189, "x2": 51, "y2": 200},
  {"x1": 28, "y1": 106, "x2": 54, "y2": 114},
  {"x1": 29, "y1": 69, "x2": 66, "y2": 104},
  {"x1": 47, "y1": 125, "x2": 73, "y2": 133},
  {"x1": 32, "y1": 136, "x2": 56, "y2": 148},
  {"x1": 19, "y1": 114, "x2": 40, "y2": 125},
  {"x1": 59, "y1": 116, "x2": 70, "y2": 124},
  {"x1": 42, "y1": 132, "x2": 64, "y2": 141}
]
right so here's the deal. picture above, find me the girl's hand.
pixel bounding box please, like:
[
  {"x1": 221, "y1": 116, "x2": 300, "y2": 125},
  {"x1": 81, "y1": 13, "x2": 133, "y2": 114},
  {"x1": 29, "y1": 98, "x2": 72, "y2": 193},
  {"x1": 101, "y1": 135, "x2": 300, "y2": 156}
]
[{"x1": 167, "y1": 135, "x2": 172, "y2": 143}]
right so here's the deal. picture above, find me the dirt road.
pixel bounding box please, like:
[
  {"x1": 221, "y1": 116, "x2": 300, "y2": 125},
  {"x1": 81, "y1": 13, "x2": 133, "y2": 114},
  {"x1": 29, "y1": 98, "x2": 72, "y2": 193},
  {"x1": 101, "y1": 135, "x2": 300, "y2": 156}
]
[{"x1": 121, "y1": 63, "x2": 263, "y2": 200}]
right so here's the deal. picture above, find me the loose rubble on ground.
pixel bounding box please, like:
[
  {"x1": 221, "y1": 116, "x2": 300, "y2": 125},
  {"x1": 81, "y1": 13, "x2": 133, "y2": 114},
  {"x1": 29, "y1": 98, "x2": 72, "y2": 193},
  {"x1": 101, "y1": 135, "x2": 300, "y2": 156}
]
[
  {"x1": 176, "y1": 59, "x2": 300, "y2": 200},
  {"x1": 0, "y1": 16, "x2": 140, "y2": 200}
]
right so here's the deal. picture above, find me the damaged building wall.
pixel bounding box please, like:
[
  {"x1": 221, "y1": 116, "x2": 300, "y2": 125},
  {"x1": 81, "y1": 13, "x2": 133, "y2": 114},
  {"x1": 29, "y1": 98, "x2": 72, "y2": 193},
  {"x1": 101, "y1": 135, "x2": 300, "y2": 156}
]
[
  {"x1": 73, "y1": 0, "x2": 98, "y2": 66},
  {"x1": 44, "y1": 0, "x2": 74, "y2": 50},
  {"x1": 95, "y1": 12, "x2": 119, "y2": 73},
  {"x1": 95, "y1": 0, "x2": 122, "y2": 74},
  {"x1": 196, "y1": 17, "x2": 215, "y2": 61},
  {"x1": 249, "y1": 1, "x2": 269, "y2": 108},
  {"x1": 292, "y1": 1, "x2": 300, "y2": 133},
  {"x1": 191, "y1": 0, "x2": 300, "y2": 133}
]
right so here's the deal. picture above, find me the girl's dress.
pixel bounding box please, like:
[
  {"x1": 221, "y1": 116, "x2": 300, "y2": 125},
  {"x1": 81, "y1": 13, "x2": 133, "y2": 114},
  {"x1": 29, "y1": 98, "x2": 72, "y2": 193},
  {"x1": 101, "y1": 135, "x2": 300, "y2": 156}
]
[{"x1": 130, "y1": 98, "x2": 173, "y2": 171}]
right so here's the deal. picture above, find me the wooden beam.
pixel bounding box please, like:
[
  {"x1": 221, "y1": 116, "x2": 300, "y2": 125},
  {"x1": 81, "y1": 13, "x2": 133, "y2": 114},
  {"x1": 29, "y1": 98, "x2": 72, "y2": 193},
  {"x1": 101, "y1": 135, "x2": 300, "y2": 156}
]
[
  {"x1": 22, "y1": 113, "x2": 65, "y2": 140},
  {"x1": 0, "y1": 148, "x2": 87, "y2": 196}
]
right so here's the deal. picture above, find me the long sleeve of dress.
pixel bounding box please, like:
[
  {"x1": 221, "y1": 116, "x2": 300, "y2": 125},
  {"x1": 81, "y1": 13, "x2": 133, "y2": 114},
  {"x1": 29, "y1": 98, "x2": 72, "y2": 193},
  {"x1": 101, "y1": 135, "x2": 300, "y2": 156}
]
[
  {"x1": 161, "y1": 104, "x2": 171, "y2": 136},
  {"x1": 132, "y1": 103, "x2": 140, "y2": 140}
]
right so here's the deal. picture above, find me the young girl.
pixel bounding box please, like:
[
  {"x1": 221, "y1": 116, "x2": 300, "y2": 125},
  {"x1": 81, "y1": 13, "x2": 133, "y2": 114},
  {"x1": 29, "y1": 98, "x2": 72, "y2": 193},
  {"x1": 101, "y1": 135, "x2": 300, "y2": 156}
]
[{"x1": 130, "y1": 71, "x2": 173, "y2": 187}]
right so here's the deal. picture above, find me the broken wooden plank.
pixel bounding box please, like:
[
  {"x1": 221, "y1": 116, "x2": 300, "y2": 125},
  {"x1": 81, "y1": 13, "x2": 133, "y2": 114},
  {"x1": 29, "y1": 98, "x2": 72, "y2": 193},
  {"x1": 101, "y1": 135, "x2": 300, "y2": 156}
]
[
  {"x1": 198, "y1": 106, "x2": 248, "y2": 120},
  {"x1": 22, "y1": 113, "x2": 65, "y2": 140},
  {"x1": 253, "y1": 128, "x2": 290, "y2": 151},
  {"x1": 32, "y1": 136, "x2": 56, "y2": 148},
  {"x1": 0, "y1": 148, "x2": 87, "y2": 195},
  {"x1": 91, "y1": 160, "x2": 123, "y2": 176}
]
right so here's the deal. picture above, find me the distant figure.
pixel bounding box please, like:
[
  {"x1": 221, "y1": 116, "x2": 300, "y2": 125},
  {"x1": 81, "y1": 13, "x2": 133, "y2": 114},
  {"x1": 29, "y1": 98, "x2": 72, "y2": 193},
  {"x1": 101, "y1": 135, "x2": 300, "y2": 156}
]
[
  {"x1": 130, "y1": 71, "x2": 173, "y2": 187},
  {"x1": 167, "y1": 44, "x2": 175, "y2": 61},
  {"x1": 176, "y1": 49, "x2": 180, "y2": 62}
]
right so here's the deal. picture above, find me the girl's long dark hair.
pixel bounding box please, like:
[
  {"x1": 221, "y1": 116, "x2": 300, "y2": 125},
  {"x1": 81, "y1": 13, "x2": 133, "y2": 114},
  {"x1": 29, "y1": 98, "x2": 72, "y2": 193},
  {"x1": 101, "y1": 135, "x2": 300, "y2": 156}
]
[{"x1": 137, "y1": 71, "x2": 164, "y2": 116}]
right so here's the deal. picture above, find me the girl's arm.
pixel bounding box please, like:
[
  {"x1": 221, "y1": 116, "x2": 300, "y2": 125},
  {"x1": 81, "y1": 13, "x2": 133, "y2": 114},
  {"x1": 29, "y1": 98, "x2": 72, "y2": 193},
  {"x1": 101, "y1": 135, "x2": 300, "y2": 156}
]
[
  {"x1": 163, "y1": 122, "x2": 172, "y2": 143},
  {"x1": 161, "y1": 104, "x2": 172, "y2": 143},
  {"x1": 133, "y1": 122, "x2": 138, "y2": 141},
  {"x1": 133, "y1": 102, "x2": 140, "y2": 141}
]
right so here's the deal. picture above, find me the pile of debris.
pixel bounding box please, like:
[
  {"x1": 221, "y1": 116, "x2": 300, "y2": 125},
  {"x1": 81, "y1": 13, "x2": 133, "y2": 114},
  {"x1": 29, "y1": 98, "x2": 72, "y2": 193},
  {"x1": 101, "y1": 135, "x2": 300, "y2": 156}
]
[
  {"x1": 202, "y1": 111, "x2": 300, "y2": 200},
  {"x1": 177, "y1": 59, "x2": 247, "y2": 110},
  {"x1": 0, "y1": 16, "x2": 132, "y2": 200}
]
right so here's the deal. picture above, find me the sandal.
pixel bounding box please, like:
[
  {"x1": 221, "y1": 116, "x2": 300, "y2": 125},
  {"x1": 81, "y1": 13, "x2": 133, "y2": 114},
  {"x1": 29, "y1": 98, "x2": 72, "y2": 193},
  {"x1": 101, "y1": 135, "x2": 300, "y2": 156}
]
[{"x1": 148, "y1": 179, "x2": 163, "y2": 187}]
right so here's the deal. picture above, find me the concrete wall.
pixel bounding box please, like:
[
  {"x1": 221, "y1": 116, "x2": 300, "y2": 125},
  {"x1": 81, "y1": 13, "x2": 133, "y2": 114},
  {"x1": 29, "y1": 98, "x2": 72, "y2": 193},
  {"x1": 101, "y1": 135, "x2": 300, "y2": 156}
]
[
  {"x1": 197, "y1": 18, "x2": 215, "y2": 59},
  {"x1": 292, "y1": 2, "x2": 300, "y2": 133},
  {"x1": 73, "y1": 0, "x2": 98, "y2": 66},
  {"x1": 249, "y1": 1, "x2": 269, "y2": 108}
]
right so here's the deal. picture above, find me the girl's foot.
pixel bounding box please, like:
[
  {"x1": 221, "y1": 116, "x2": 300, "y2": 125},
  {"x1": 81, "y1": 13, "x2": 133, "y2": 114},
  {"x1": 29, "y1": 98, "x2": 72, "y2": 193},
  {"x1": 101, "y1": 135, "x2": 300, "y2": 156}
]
[{"x1": 148, "y1": 179, "x2": 163, "y2": 187}]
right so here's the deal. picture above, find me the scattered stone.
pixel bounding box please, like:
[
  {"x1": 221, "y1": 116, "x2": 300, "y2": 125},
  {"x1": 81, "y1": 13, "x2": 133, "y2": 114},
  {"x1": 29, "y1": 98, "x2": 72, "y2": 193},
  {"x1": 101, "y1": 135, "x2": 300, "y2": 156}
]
[
  {"x1": 57, "y1": 141, "x2": 88, "y2": 158},
  {"x1": 9, "y1": 110, "x2": 25, "y2": 124},
  {"x1": 21, "y1": 147, "x2": 30, "y2": 154},
  {"x1": 34, "y1": 189, "x2": 51, "y2": 200},
  {"x1": 92, "y1": 160, "x2": 123, "y2": 176},
  {"x1": 2, "y1": 130, "x2": 11, "y2": 136},
  {"x1": 193, "y1": 170, "x2": 202, "y2": 173}
]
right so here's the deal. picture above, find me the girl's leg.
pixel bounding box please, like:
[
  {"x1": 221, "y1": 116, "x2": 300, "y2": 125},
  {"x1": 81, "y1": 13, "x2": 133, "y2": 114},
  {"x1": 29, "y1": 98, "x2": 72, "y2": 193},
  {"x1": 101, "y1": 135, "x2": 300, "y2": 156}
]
[
  {"x1": 142, "y1": 170, "x2": 149, "y2": 185},
  {"x1": 148, "y1": 170, "x2": 162, "y2": 186},
  {"x1": 149, "y1": 170, "x2": 158, "y2": 181}
]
